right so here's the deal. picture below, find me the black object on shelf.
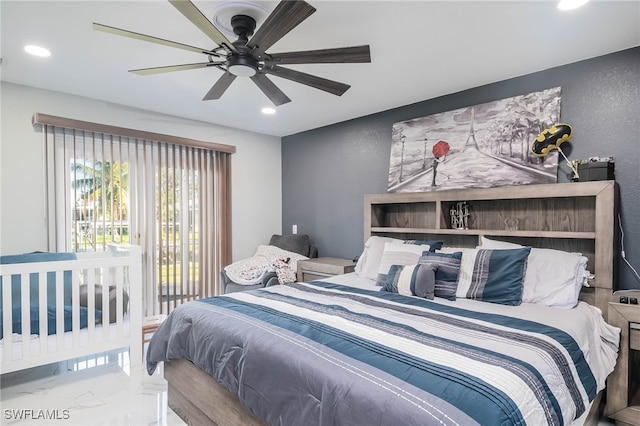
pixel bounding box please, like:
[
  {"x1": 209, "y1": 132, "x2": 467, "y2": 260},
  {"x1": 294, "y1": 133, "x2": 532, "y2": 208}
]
[{"x1": 577, "y1": 161, "x2": 614, "y2": 181}]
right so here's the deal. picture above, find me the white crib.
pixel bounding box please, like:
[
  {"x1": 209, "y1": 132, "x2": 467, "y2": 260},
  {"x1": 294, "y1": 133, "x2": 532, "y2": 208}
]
[{"x1": 0, "y1": 245, "x2": 142, "y2": 374}]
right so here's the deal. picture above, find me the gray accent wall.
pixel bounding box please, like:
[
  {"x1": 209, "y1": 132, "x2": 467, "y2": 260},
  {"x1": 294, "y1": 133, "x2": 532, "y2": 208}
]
[{"x1": 282, "y1": 47, "x2": 640, "y2": 290}]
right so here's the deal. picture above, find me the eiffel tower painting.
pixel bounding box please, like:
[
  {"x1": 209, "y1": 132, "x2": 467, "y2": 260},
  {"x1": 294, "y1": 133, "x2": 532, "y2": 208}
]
[
  {"x1": 388, "y1": 87, "x2": 561, "y2": 193},
  {"x1": 462, "y1": 107, "x2": 480, "y2": 153}
]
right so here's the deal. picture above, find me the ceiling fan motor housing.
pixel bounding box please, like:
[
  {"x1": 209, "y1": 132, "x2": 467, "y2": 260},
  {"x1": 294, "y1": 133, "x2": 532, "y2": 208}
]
[{"x1": 231, "y1": 15, "x2": 256, "y2": 40}]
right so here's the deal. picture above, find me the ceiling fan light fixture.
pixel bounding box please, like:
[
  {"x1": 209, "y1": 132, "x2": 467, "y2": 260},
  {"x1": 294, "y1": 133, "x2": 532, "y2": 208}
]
[
  {"x1": 228, "y1": 64, "x2": 257, "y2": 77},
  {"x1": 227, "y1": 54, "x2": 258, "y2": 77}
]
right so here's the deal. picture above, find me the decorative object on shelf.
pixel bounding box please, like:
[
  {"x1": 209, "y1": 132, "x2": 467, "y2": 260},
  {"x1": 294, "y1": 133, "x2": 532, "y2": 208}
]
[
  {"x1": 450, "y1": 201, "x2": 470, "y2": 230},
  {"x1": 431, "y1": 140, "x2": 450, "y2": 187},
  {"x1": 504, "y1": 217, "x2": 519, "y2": 231},
  {"x1": 387, "y1": 87, "x2": 561, "y2": 193},
  {"x1": 530, "y1": 123, "x2": 579, "y2": 180},
  {"x1": 570, "y1": 156, "x2": 615, "y2": 182}
]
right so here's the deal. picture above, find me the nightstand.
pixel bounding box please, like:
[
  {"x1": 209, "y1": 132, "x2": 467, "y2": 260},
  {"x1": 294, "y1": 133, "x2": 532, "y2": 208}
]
[
  {"x1": 297, "y1": 257, "x2": 356, "y2": 282},
  {"x1": 607, "y1": 299, "x2": 640, "y2": 425},
  {"x1": 142, "y1": 314, "x2": 167, "y2": 346}
]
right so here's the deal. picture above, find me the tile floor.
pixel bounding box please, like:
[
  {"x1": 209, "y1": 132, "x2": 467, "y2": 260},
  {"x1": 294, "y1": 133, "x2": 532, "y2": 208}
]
[{"x1": 1, "y1": 349, "x2": 185, "y2": 426}]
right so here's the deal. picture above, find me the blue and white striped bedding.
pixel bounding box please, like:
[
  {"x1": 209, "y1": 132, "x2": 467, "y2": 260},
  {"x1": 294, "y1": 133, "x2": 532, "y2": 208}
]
[{"x1": 147, "y1": 280, "x2": 619, "y2": 426}]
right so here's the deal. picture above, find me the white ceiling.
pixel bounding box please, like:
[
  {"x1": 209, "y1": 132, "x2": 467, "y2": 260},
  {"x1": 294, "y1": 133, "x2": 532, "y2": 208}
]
[{"x1": 2, "y1": 1, "x2": 639, "y2": 137}]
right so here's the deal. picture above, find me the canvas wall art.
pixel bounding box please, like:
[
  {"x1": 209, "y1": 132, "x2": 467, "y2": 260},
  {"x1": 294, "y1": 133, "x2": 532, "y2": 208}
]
[{"x1": 388, "y1": 87, "x2": 561, "y2": 192}]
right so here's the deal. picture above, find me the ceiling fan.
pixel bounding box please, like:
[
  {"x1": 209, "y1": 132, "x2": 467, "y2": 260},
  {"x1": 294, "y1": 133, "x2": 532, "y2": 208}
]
[{"x1": 93, "y1": 0, "x2": 371, "y2": 106}]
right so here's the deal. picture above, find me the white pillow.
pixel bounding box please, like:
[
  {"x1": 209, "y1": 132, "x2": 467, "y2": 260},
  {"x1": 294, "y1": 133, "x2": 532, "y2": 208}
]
[
  {"x1": 355, "y1": 236, "x2": 403, "y2": 280},
  {"x1": 437, "y1": 246, "x2": 474, "y2": 254},
  {"x1": 479, "y1": 237, "x2": 588, "y2": 308},
  {"x1": 376, "y1": 242, "x2": 431, "y2": 286}
]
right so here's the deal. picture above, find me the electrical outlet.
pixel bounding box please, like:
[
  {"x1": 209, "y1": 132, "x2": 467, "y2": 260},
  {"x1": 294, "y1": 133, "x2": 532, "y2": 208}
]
[{"x1": 292, "y1": 224, "x2": 297, "y2": 234}]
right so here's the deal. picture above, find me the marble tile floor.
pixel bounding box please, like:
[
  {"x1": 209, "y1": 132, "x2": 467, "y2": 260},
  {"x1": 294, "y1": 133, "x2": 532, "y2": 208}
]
[{"x1": 0, "y1": 349, "x2": 186, "y2": 426}]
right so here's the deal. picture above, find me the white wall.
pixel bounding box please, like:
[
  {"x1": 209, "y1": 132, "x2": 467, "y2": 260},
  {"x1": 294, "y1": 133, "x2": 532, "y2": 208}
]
[{"x1": 0, "y1": 82, "x2": 282, "y2": 261}]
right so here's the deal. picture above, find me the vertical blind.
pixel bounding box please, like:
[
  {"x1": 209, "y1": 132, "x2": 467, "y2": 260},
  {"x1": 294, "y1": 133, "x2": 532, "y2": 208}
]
[{"x1": 37, "y1": 113, "x2": 233, "y2": 315}]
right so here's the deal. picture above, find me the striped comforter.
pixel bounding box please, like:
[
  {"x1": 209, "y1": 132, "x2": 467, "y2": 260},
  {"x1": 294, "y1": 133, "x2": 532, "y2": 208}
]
[{"x1": 147, "y1": 281, "x2": 619, "y2": 426}]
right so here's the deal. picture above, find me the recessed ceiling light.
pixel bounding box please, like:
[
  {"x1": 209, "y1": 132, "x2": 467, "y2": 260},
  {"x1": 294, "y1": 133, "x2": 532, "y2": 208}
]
[
  {"x1": 557, "y1": 0, "x2": 589, "y2": 11},
  {"x1": 24, "y1": 45, "x2": 51, "y2": 57},
  {"x1": 262, "y1": 107, "x2": 276, "y2": 115}
]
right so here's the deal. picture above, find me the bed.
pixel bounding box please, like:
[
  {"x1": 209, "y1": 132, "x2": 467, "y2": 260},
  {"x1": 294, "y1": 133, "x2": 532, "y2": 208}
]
[
  {"x1": 147, "y1": 181, "x2": 621, "y2": 425},
  {"x1": 1, "y1": 245, "x2": 142, "y2": 374}
]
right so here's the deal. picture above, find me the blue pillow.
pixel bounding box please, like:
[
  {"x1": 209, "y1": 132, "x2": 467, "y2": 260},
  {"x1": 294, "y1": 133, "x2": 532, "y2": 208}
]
[
  {"x1": 0, "y1": 251, "x2": 77, "y2": 310},
  {"x1": 0, "y1": 305, "x2": 102, "y2": 339},
  {"x1": 419, "y1": 251, "x2": 462, "y2": 300},
  {"x1": 382, "y1": 263, "x2": 437, "y2": 299},
  {"x1": 455, "y1": 248, "x2": 531, "y2": 306}
]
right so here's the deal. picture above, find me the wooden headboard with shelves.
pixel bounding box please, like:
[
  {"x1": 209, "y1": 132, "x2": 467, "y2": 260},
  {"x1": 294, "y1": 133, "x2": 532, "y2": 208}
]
[{"x1": 364, "y1": 181, "x2": 618, "y2": 316}]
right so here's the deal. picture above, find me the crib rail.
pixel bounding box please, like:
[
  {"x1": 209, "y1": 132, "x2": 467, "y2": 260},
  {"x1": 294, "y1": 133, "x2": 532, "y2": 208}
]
[{"x1": 0, "y1": 246, "x2": 141, "y2": 374}]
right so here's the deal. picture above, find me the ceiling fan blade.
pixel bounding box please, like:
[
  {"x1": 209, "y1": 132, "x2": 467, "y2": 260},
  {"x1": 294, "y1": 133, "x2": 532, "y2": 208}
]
[
  {"x1": 203, "y1": 72, "x2": 237, "y2": 100},
  {"x1": 93, "y1": 23, "x2": 215, "y2": 55},
  {"x1": 263, "y1": 65, "x2": 350, "y2": 96},
  {"x1": 250, "y1": 74, "x2": 291, "y2": 106},
  {"x1": 168, "y1": 0, "x2": 238, "y2": 53},
  {"x1": 247, "y1": 1, "x2": 316, "y2": 53},
  {"x1": 267, "y1": 45, "x2": 371, "y2": 65},
  {"x1": 130, "y1": 62, "x2": 219, "y2": 75}
]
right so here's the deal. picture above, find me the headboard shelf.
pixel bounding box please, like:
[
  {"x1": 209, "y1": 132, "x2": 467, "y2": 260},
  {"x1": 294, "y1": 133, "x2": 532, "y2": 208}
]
[
  {"x1": 371, "y1": 227, "x2": 596, "y2": 239},
  {"x1": 365, "y1": 181, "x2": 618, "y2": 316}
]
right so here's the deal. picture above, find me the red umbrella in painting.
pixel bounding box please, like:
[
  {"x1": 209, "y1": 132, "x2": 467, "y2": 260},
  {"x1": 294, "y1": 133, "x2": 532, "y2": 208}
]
[
  {"x1": 431, "y1": 140, "x2": 450, "y2": 186},
  {"x1": 432, "y1": 140, "x2": 450, "y2": 158}
]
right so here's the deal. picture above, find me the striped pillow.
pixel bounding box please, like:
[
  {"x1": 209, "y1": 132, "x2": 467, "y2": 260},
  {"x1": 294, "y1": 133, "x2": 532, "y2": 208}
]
[
  {"x1": 419, "y1": 251, "x2": 462, "y2": 300},
  {"x1": 456, "y1": 248, "x2": 531, "y2": 306},
  {"x1": 375, "y1": 242, "x2": 433, "y2": 286},
  {"x1": 382, "y1": 263, "x2": 437, "y2": 299}
]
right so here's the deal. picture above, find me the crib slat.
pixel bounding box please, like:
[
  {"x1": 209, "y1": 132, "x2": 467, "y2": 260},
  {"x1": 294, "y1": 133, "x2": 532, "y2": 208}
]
[
  {"x1": 2, "y1": 270, "x2": 14, "y2": 359},
  {"x1": 87, "y1": 268, "x2": 96, "y2": 343},
  {"x1": 20, "y1": 273, "x2": 30, "y2": 358},
  {"x1": 38, "y1": 272, "x2": 48, "y2": 356},
  {"x1": 55, "y1": 270, "x2": 64, "y2": 349},
  {"x1": 116, "y1": 265, "x2": 124, "y2": 338},
  {"x1": 71, "y1": 270, "x2": 80, "y2": 347},
  {"x1": 102, "y1": 277, "x2": 110, "y2": 343}
]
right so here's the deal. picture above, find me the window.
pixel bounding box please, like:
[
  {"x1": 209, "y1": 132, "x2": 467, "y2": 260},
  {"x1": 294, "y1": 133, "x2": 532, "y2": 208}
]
[{"x1": 38, "y1": 114, "x2": 233, "y2": 315}]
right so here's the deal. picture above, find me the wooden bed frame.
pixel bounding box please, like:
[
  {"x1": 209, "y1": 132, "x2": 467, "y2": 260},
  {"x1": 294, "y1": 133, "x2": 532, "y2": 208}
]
[
  {"x1": 165, "y1": 357, "x2": 604, "y2": 426},
  {"x1": 163, "y1": 181, "x2": 618, "y2": 426}
]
